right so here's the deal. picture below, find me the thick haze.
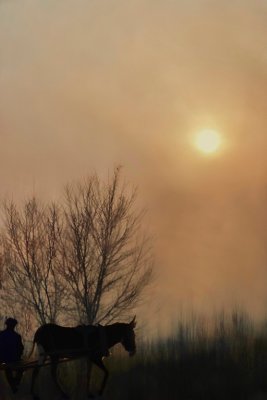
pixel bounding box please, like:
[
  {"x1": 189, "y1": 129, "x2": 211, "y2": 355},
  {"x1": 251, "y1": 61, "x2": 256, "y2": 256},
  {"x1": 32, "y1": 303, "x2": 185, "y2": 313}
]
[{"x1": 1, "y1": 0, "x2": 267, "y2": 327}]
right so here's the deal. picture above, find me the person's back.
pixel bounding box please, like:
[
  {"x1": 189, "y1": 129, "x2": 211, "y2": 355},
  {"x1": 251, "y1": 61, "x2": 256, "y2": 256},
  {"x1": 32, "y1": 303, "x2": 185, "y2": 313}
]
[
  {"x1": 0, "y1": 318, "x2": 24, "y2": 393},
  {"x1": 0, "y1": 328, "x2": 24, "y2": 364}
]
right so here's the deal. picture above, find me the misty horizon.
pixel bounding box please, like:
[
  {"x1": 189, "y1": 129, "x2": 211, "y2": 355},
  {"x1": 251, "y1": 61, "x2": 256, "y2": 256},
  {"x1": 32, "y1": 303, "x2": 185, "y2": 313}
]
[{"x1": 1, "y1": 0, "x2": 267, "y2": 329}]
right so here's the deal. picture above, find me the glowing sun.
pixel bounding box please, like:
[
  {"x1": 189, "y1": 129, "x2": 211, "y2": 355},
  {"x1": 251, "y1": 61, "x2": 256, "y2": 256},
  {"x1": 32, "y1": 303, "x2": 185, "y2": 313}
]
[{"x1": 194, "y1": 129, "x2": 222, "y2": 154}]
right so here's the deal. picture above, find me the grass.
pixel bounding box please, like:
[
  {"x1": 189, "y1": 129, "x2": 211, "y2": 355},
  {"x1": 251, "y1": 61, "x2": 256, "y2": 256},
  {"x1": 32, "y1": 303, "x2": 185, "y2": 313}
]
[
  {"x1": 3, "y1": 310, "x2": 267, "y2": 399},
  {"x1": 104, "y1": 311, "x2": 267, "y2": 400}
]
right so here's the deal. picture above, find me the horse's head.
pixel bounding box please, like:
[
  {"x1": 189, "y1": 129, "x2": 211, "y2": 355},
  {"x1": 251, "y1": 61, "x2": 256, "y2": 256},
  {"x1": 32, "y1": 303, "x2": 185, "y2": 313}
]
[{"x1": 121, "y1": 316, "x2": 137, "y2": 357}]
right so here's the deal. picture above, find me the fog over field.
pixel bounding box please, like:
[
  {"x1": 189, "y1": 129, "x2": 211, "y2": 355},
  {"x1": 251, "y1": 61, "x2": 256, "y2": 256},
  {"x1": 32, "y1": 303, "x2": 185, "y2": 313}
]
[{"x1": 1, "y1": 0, "x2": 267, "y2": 330}]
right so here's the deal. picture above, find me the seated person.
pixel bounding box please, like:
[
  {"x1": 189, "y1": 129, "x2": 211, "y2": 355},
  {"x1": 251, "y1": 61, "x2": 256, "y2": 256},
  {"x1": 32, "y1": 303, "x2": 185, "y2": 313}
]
[{"x1": 0, "y1": 318, "x2": 24, "y2": 393}]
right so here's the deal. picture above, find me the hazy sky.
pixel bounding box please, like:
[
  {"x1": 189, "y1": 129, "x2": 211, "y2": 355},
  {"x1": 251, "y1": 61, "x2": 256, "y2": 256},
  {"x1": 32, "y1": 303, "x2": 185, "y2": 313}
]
[{"x1": 1, "y1": 0, "x2": 267, "y2": 326}]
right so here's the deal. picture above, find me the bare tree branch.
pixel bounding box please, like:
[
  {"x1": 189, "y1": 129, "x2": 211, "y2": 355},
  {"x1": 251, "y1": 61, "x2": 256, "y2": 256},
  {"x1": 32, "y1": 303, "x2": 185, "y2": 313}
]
[
  {"x1": 59, "y1": 168, "x2": 153, "y2": 324},
  {"x1": 0, "y1": 169, "x2": 153, "y2": 329},
  {"x1": 1, "y1": 198, "x2": 65, "y2": 325}
]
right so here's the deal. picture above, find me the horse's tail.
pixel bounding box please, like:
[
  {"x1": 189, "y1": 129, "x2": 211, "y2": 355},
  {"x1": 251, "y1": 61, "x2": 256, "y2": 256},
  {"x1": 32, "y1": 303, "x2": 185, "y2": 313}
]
[{"x1": 27, "y1": 341, "x2": 36, "y2": 360}]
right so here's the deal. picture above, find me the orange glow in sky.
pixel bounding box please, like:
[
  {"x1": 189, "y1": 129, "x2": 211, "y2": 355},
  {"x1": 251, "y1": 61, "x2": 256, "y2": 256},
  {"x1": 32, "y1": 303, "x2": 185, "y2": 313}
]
[
  {"x1": 194, "y1": 129, "x2": 222, "y2": 154},
  {"x1": 1, "y1": 0, "x2": 267, "y2": 327}
]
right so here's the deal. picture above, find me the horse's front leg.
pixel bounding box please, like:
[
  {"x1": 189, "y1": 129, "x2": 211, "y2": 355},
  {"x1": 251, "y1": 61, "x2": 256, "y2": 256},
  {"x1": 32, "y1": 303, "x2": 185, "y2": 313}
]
[{"x1": 92, "y1": 358, "x2": 109, "y2": 396}]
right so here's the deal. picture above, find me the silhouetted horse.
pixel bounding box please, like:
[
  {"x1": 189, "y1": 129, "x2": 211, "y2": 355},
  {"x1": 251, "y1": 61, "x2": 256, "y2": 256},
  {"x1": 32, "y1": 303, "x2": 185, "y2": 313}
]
[{"x1": 30, "y1": 317, "x2": 136, "y2": 399}]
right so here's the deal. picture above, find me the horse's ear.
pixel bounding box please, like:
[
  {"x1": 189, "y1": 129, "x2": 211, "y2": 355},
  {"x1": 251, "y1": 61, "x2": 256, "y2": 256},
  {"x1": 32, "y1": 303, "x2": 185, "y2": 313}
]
[{"x1": 129, "y1": 315, "x2": 137, "y2": 328}]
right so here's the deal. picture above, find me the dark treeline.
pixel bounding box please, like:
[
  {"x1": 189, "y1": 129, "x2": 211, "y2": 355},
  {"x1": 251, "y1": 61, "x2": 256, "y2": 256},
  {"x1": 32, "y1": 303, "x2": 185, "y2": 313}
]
[
  {"x1": 104, "y1": 311, "x2": 267, "y2": 400},
  {"x1": 5, "y1": 309, "x2": 267, "y2": 399}
]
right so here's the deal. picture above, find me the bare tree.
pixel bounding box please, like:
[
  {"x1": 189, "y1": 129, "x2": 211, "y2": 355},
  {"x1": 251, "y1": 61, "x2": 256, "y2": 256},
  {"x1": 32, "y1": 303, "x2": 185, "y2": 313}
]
[
  {"x1": 0, "y1": 170, "x2": 153, "y2": 328},
  {"x1": 1, "y1": 198, "x2": 65, "y2": 325},
  {"x1": 59, "y1": 169, "x2": 153, "y2": 324},
  {"x1": 0, "y1": 235, "x2": 35, "y2": 340}
]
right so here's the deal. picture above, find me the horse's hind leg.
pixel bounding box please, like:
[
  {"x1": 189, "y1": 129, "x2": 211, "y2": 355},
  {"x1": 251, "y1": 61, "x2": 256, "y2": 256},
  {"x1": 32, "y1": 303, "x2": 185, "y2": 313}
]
[
  {"x1": 51, "y1": 358, "x2": 69, "y2": 399},
  {"x1": 31, "y1": 344, "x2": 46, "y2": 400},
  {"x1": 86, "y1": 359, "x2": 94, "y2": 398},
  {"x1": 31, "y1": 366, "x2": 41, "y2": 400}
]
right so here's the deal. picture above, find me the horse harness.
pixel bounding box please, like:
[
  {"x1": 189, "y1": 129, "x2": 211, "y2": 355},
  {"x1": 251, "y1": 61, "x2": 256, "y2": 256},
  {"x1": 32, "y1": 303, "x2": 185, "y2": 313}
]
[{"x1": 76, "y1": 325, "x2": 110, "y2": 358}]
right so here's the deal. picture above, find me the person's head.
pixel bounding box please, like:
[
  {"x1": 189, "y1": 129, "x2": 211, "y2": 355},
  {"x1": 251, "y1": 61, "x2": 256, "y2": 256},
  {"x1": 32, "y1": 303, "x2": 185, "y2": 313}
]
[{"x1": 5, "y1": 317, "x2": 18, "y2": 330}]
